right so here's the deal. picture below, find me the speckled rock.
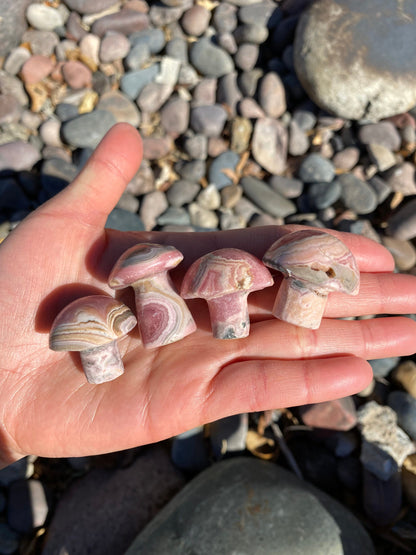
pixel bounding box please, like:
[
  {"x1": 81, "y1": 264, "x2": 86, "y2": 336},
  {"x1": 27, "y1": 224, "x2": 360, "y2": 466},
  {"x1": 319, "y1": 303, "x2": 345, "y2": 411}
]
[
  {"x1": 294, "y1": 0, "x2": 416, "y2": 121},
  {"x1": 126, "y1": 458, "x2": 375, "y2": 555},
  {"x1": 0, "y1": 0, "x2": 31, "y2": 57}
]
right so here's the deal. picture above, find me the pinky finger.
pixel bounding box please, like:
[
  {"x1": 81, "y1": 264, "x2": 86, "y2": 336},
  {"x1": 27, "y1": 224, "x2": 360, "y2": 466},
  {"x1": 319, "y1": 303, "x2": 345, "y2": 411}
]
[{"x1": 203, "y1": 356, "x2": 372, "y2": 421}]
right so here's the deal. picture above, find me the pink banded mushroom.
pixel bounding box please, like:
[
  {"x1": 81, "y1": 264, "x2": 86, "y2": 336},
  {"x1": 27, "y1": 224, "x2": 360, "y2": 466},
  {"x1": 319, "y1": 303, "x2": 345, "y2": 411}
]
[
  {"x1": 262, "y1": 230, "x2": 360, "y2": 329},
  {"x1": 108, "y1": 243, "x2": 196, "y2": 348},
  {"x1": 49, "y1": 295, "x2": 137, "y2": 384},
  {"x1": 180, "y1": 248, "x2": 273, "y2": 339}
]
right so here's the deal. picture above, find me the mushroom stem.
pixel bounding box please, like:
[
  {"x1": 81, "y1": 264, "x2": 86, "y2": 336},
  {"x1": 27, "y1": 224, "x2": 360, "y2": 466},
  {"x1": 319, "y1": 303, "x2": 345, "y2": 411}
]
[
  {"x1": 207, "y1": 292, "x2": 250, "y2": 339},
  {"x1": 132, "y1": 272, "x2": 196, "y2": 348},
  {"x1": 273, "y1": 278, "x2": 328, "y2": 330},
  {"x1": 80, "y1": 340, "x2": 124, "y2": 384}
]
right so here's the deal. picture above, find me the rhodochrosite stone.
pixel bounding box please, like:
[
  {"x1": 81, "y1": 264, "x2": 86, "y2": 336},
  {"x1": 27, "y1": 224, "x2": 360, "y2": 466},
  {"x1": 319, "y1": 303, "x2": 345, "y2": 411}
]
[
  {"x1": 263, "y1": 230, "x2": 360, "y2": 329},
  {"x1": 109, "y1": 243, "x2": 196, "y2": 348},
  {"x1": 181, "y1": 248, "x2": 273, "y2": 339}
]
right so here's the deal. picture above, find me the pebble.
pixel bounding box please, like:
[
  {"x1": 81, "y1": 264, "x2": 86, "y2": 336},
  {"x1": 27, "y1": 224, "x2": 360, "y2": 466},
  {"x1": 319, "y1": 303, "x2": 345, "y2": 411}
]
[
  {"x1": 258, "y1": 71, "x2": 287, "y2": 118},
  {"x1": 220, "y1": 184, "x2": 243, "y2": 209},
  {"x1": 166, "y1": 180, "x2": 200, "y2": 207},
  {"x1": 105, "y1": 208, "x2": 145, "y2": 231},
  {"x1": 237, "y1": 97, "x2": 265, "y2": 119},
  {"x1": 251, "y1": 117, "x2": 287, "y2": 174},
  {"x1": 239, "y1": 1, "x2": 280, "y2": 26},
  {"x1": 388, "y1": 391, "x2": 416, "y2": 441},
  {"x1": 139, "y1": 190, "x2": 168, "y2": 230},
  {"x1": 4, "y1": 47, "x2": 31, "y2": 76},
  {"x1": 130, "y1": 28, "x2": 166, "y2": 54},
  {"x1": 26, "y1": 4, "x2": 64, "y2": 31},
  {"x1": 0, "y1": 94, "x2": 23, "y2": 124},
  {"x1": 382, "y1": 236, "x2": 416, "y2": 271},
  {"x1": 234, "y1": 42, "x2": 259, "y2": 71},
  {"x1": 183, "y1": 133, "x2": 207, "y2": 160},
  {"x1": 62, "y1": 60, "x2": 92, "y2": 89},
  {"x1": 358, "y1": 121, "x2": 402, "y2": 152},
  {"x1": 142, "y1": 135, "x2": 173, "y2": 160},
  {"x1": 157, "y1": 206, "x2": 191, "y2": 227},
  {"x1": 208, "y1": 150, "x2": 240, "y2": 190},
  {"x1": 196, "y1": 184, "x2": 221, "y2": 211},
  {"x1": 192, "y1": 78, "x2": 217, "y2": 107},
  {"x1": 20, "y1": 55, "x2": 55, "y2": 85},
  {"x1": 66, "y1": 11, "x2": 87, "y2": 42},
  {"x1": 288, "y1": 119, "x2": 310, "y2": 156},
  {"x1": 299, "y1": 397, "x2": 357, "y2": 431},
  {"x1": 126, "y1": 458, "x2": 375, "y2": 555},
  {"x1": 238, "y1": 67, "x2": 263, "y2": 97},
  {"x1": 230, "y1": 116, "x2": 252, "y2": 154},
  {"x1": 188, "y1": 202, "x2": 219, "y2": 229},
  {"x1": 181, "y1": 5, "x2": 211, "y2": 36},
  {"x1": 369, "y1": 357, "x2": 400, "y2": 379},
  {"x1": 165, "y1": 37, "x2": 188, "y2": 64},
  {"x1": 209, "y1": 414, "x2": 248, "y2": 459},
  {"x1": 120, "y1": 64, "x2": 160, "y2": 100},
  {"x1": 0, "y1": 141, "x2": 40, "y2": 172},
  {"x1": 241, "y1": 176, "x2": 297, "y2": 218},
  {"x1": 298, "y1": 153, "x2": 335, "y2": 183},
  {"x1": 388, "y1": 198, "x2": 416, "y2": 240},
  {"x1": 64, "y1": 0, "x2": 119, "y2": 14},
  {"x1": 190, "y1": 104, "x2": 228, "y2": 138},
  {"x1": 61, "y1": 110, "x2": 116, "y2": 149},
  {"x1": 174, "y1": 159, "x2": 206, "y2": 182},
  {"x1": 392, "y1": 360, "x2": 416, "y2": 398},
  {"x1": 137, "y1": 82, "x2": 171, "y2": 114},
  {"x1": 332, "y1": 146, "x2": 360, "y2": 171},
  {"x1": 0, "y1": 0, "x2": 29, "y2": 58},
  {"x1": 337, "y1": 173, "x2": 379, "y2": 215},
  {"x1": 269, "y1": 174, "x2": 303, "y2": 198},
  {"x1": 39, "y1": 119, "x2": 63, "y2": 148},
  {"x1": 189, "y1": 37, "x2": 234, "y2": 78},
  {"x1": 125, "y1": 43, "x2": 150, "y2": 71},
  {"x1": 7, "y1": 479, "x2": 50, "y2": 533},
  {"x1": 357, "y1": 401, "x2": 415, "y2": 480},
  {"x1": 160, "y1": 96, "x2": 190, "y2": 137},
  {"x1": 116, "y1": 192, "x2": 140, "y2": 214},
  {"x1": 99, "y1": 32, "x2": 131, "y2": 63},
  {"x1": 79, "y1": 33, "x2": 100, "y2": 68},
  {"x1": 217, "y1": 72, "x2": 242, "y2": 116},
  {"x1": 362, "y1": 468, "x2": 402, "y2": 527},
  {"x1": 91, "y1": 9, "x2": 149, "y2": 37},
  {"x1": 307, "y1": 180, "x2": 342, "y2": 210},
  {"x1": 208, "y1": 137, "x2": 229, "y2": 158},
  {"x1": 171, "y1": 427, "x2": 210, "y2": 474},
  {"x1": 22, "y1": 29, "x2": 60, "y2": 57},
  {"x1": 382, "y1": 162, "x2": 416, "y2": 196},
  {"x1": 156, "y1": 56, "x2": 181, "y2": 87},
  {"x1": 367, "y1": 143, "x2": 396, "y2": 172},
  {"x1": 97, "y1": 90, "x2": 141, "y2": 127},
  {"x1": 293, "y1": 0, "x2": 416, "y2": 121},
  {"x1": 41, "y1": 158, "x2": 78, "y2": 198},
  {"x1": 212, "y1": 2, "x2": 238, "y2": 34}
]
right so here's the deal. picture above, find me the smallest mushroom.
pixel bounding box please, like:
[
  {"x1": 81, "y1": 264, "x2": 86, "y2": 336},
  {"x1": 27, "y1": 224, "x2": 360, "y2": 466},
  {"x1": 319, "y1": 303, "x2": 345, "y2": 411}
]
[
  {"x1": 181, "y1": 248, "x2": 273, "y2": 339},
  {"x1": 262, "y1": 230, "x2": 360, "y2": 329},
  {"x1": 49, "y1": 295, "x2": 137, "y2": 384}
]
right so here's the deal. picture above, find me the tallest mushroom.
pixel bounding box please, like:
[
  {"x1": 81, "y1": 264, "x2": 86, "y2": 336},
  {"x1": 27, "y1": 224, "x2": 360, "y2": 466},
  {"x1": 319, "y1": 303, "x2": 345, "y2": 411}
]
[{"x1": 263, "y1": 230, "x2": 360, "y2": 329}]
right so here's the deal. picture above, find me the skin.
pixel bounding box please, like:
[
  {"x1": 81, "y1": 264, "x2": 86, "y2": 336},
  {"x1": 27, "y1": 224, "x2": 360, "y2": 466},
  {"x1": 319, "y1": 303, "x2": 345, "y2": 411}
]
[{"x1": 0, "y1": 122, "x2": 415, "y2": 468}]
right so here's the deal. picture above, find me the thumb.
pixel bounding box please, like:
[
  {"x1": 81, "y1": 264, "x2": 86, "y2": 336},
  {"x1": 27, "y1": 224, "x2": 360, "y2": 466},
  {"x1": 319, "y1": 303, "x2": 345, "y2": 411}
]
[{"x1": 42, "y1": 123, "x2": 143, "y2": 228}]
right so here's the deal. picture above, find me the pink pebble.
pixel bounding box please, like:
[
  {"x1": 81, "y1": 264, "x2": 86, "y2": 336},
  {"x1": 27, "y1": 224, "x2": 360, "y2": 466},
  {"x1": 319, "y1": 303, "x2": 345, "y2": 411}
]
[
  {"x1": 20, "y1": 55, "x2": 54, "y2": 85},
  {"x1": 62, "y1": 60, "x2": 92, "y2": 90}
]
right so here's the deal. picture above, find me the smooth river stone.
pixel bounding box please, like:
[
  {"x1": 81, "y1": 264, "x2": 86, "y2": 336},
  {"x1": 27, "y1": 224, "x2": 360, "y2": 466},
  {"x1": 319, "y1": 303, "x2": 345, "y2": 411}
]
[
  {"x1": 109, "y1": 243, "x2": 196, "y2": 348},
  {"x1": 251, "y1": 117, "x2": 287, "y2": 175},
  {"x1": 61, "y1": 110, "x2": 116, "y2": 149},
  {"x1": 263, "y1": 230, "x2": 360, "y2": 329},
  {"x1": 181, "y1": 248, "x2": 273, "y2": 339}
]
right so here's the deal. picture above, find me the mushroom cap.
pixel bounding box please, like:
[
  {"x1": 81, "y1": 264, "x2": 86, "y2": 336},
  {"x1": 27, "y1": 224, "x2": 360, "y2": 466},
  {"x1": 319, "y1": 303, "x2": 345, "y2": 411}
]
[
  {"x1": 49, "y1": 295, "x2": 137, "y2": 352},
  {"x1": 181, "y1": 248, "x2": 273, "y2": 300},
  {"x1": 263, "y1": 230, "x2": 360, "y2": 294},
  {"x1": 108, "y1": 243, "x2": 184, "y2": 289}
]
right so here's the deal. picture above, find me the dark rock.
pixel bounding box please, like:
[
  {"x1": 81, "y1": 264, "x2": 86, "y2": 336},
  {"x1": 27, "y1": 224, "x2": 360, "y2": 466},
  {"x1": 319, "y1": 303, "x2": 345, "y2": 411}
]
[
  {"x1": 307, "y1": 180, "x2": 342, "y2": 210},
  {"x1": 166, "y1": 180, "x2": 200, "y2": 207},
  {"x1": 269, "y1": 175, "x2": 303, "y2": 198},
  {"x1": 208, "y1": 150, "x2": 240, "y2": 190},
  {"x1": 363, "y1": 468, "x2": 402, "y2": 527},
  {"x1": 126, "y1": 458, "x2": 375, "y2": 555},
  {"x1": 388, "y1": 390, "x2": 416, "y2": 441},
  {"x1": 298, "y1": 153, "x2": 335, "y2": 183},
  {"x1": 105, "y1": 208, "x2": 145, "y2": 232},
  {"x1": 190, "y1": 105, "x2": 228, "y2": 137},
  {"x1": 209, "y1": 414, "x2": 248, "y2": 460},
  {"x1": 171, "y1": 427, "x2": 210, "y2": 474},
  {"x1": 337, "y1": 173, "x2": 378, "y2": 215},
  {"x1": 0, "y1": 522, "x2": 20, "y2": 555},
  {"x1": 7, "y1": 479, "x2": 50, "y2": 534},
  {"x1": 189, "y1": 37, "x2": 234, "y2": 78},
  {"x1": 387, "y1": 198, "x2": 416, "y2": 240}
]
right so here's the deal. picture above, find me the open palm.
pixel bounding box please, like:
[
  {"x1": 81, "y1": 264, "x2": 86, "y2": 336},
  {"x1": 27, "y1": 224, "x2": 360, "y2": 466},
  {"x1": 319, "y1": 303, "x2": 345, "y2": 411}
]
[{"x1": 0, "y1": 123, "x2": 415, "y2": 467}]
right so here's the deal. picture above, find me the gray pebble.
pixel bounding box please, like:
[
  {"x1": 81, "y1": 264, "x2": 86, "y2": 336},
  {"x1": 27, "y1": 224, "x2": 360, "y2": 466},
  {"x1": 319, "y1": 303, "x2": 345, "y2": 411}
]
[
  {"x1": 208, "y1": 150, "x2": 240, "y2": 190},
  {"x1": 0, "y1": 71, "x2": 28, "y2": 107},
  {"x1": 233, "y1": 23, "x2": 268, "y2": 44},
  {"x1": 192, "y1": 78, "x2": 217, "y2": 107},
  {"x1": 99, "y1": 31, "x2": 131, "y2": 63},
  {"x1": 298, "y1": 153, "x2": 335, "y2": 183},
  {"x1": 92, "y1": 69, "x2": 111, "y2": 97},
  {"x1": 64, "y1": 0, "x2": 118, "y2": 13},
  {"x1": 127, "y1": 160, "x2": 155, "y2": 196},
  {"x1": 367, "y1": 143, "x2": 396, "y2": 172},
  {"x1": 149, "y1": 4, "x2": 185, "y2": 27},
  {"x1": 241, "y1": 176, "x2": 296, "y2": 218},
  {"x1": 4, "y1": 46, "x2": 31, "y2": 75},
  {"x1": 0, "y1": 94, "x2": 23, "y2": 125},
  {"x1": 116, "y1": 192, "x2": 140, "y2": 214},
  {"x1": 388, "y1": 391, "x2": 416, "y2": 441},
  {"x1": 181, "y1": 4, "x2": 211, "y2": 36},
  {"x1": 221, "y1": 184, "x2": 243, "y2": 208},
  {"x1": 183, "y1": 133, "x2": 208, "y2": 160},
  {"x1": 358, "y1": 121, "x2": 402, "y2": 152},
  {"x1": 292, "y1": 106, "x2": 317, "y2": 131},
  {"x1": 268, "y1": 175, "x2": 303, "y2": 198},
  {"x1": 91, "y1": 9, "x2": 149, "y2": 37},
  {"x1": 217, "y1": 72, "x2": 242, "y2": 117},
  {"x1": 97, "y1": 90, "x2": 141, "y2": 127},
  {"x1": 178, "y1": 64, "x2": 199, "y2": 87},
  {"x1": 332, "y1": 147, "x2": 360, "y2": 172},
  {"x1": 137, "y1": 82, "x2": 173, "y2": 113},
  {"x1": 190, "y1": 37, "x2": 234, "y2": 78},
  {"x1": 142, "y1": 135, "x2": 173, "y2": 160},
  {"x1": 190, "y1": 104, "x2": 228, "y2": 137},
  {"x1": 387, "y1": 199, "x2": 416, "y2": 240},
  {"x1": 188, "y1": 202, "x2": 219, "y2": 228},
  {"x1": 308, "y1": 180, "x2": 342, "y2": 210},
  {"x1": 212, "y1": 2, "x2": 238, "y2": 33},
  {"x1": 368, "y1": 175, "x2": 392, "y2": 204},
  {"x1": 239, "y1": 1, "x2": 280, "y2": 26},
  {"x1": 220, "y1": 211, "x2": 246, "y2": 229},
  {"x1": 120, "y1": 64, "x2": 160, "y2": 100},
  {"x1": 157, "y1": 206, "x2": 191, "y2": 227},
  {"x1": 66, "y1": 11, "x2": 87, "y2": 41},
  {"x1": 337, "y1": 173, "x2": 379, "y2": 215},
  {"x1": 288, "y1": 119, "x2": 309, "y2": 156},
  {"x1": 26, "y1": 4, "x2": 64, "y2": 31},
  {"x1": 197, "y1": 184, "x2": 221, "y2": 210},
  {"x1": 106, "y1": 208, "x2": 145, "y2": 231},
  {"x1": 165, "y1": 37, "x2": 188, "y2": 64},
  {"x1": 251, "y1": 117, "x2": 287, "y2": 175},
  {"x1": 174, "y1": 159, "x2": 206, "y2": 182},
  {"x1": 130, "y1": 28, "x2": 166, "y2": 54},
  {"x1": 140, "y1": 190, "x2": 169, "y2": 230},
  {"x1": 22, "y1": 29, "x2": 60, "y2": 56},
  {"x1": 238, "y1": 68, "x2": 263, "y2": 97},
  {"x1": 166, "y1": 180, "x2": 200, "y2": 207},
  {"x1": 61, "y1": 110, "x2": 116, "y2": 149},
  {"x1": 55, "y1": 103, "x2": 79, "y2": 122},
  {"x1": 382, "y1": 162, "x2": 416, "y2": 196},
  {"x1": 0, "y1": 0, "x2": 29, "y2": 58},
  {"x1": 217, "y1": 32, "x2": 238, "y2": 55},
  {"x1": 125, "y1": 43, "x2": 151, "y2": 71},
  {"x1": 234, "y1": 42, "x2": 259, "y2": 71},
  {"x1": 160, "y1": 96, "x2": 190, "y2": 137}
]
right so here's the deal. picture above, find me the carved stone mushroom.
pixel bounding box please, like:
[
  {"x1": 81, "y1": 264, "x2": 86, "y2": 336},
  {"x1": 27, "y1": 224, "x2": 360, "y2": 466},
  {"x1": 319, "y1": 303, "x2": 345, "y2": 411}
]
[
  {"x1": 262, "y1": 230, "x2": 360, "y2": 329},
  {"x1": 108, "y1": 243, "x2": 196, "y2": 348},
  {"x1": 49, "y1": 295, "x2": 137, "y2": 384},
  {"x1": 180, "y1": 248, "x2": 273, "y2": 339}
]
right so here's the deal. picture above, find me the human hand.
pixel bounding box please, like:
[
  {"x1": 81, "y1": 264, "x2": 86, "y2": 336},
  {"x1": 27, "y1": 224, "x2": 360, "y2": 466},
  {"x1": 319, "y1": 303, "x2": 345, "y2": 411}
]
[{"x1": 0, "y1": 123, "x2": 415, "y2": 467}]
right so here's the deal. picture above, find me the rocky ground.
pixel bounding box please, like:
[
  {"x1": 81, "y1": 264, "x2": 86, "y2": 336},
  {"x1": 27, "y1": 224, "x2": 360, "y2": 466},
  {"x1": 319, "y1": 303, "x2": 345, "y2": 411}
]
[{"x1": 1, "y1": 0, "x2": 416, "y2": 553}]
